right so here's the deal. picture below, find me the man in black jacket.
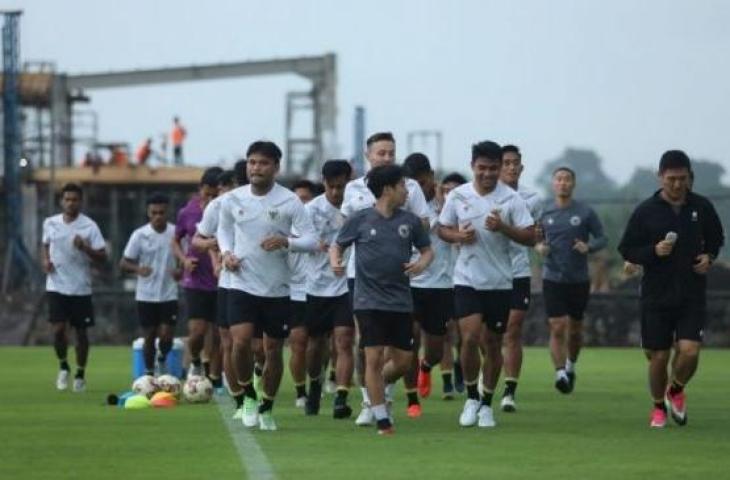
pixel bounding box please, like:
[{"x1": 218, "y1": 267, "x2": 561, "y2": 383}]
[{"x1": 618, "y1": 150, "x2": 724, "y2": 429}]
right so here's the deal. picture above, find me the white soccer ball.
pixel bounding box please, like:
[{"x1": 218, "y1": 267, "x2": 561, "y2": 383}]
[
  {"x1": 183, "y1": 375, "x2": 213, "y2": 403},
  {"x1": 156, "y1": 374, "x2": 182, "y2": 398},
  {"x1": 132, "y1": 375, "x2": 159, "y2": 398}
]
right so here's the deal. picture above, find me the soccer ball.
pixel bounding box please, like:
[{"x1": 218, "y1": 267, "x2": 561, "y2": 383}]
[
  {"x1": 156, "y1": 374, "x2": 182, "y2": 398},
  {"x1": 132, "y1": 375, "x2": 159, "y2": 398},
  {"x1": 183, "y1": 375, "x2": 213, "y2": 403}
]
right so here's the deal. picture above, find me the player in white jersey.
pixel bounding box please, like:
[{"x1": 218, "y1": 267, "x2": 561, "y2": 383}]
[
  {"x1": 301, "y1": 160, "x2": 355, "y2": 418},
  {"x1": 497, "y1": 145, "x2": 542, "y2": 412},
  {"x1": 218, "y1": 141, "x2": 318, "y2": 431},
  {"x1": 401, "y1": 153, "x2": 457, "y2": 418},
  {"x1": 120, "y1": 193, "x2": 180, "y2": 377},
  {"x1": 289, "y1": 179, "x2": 318, "y2": 408},
  {"x1": 42, "y1": 183, "x2": 107, "y2": 392},
  {"x1": 438, "y1": 141, "x2": 535, "y2": 428},
  {"x1": 341, "y1": 132, "x2": 431, "y2": 426}
]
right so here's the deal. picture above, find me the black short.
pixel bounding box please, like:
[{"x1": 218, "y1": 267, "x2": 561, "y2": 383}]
[
  {"x1": 227, "y1": 290, "x2": 291, "y2": 339},
  {"x1": 411, "y1": 287, "x2": 453, "y2": 336},
  {"x1": 184, "y1": 288, "x2": 217, "y2": 322},
  {"x1": 217, "y1": 288, "x2": 230, "y2": 328},
  {"x1": 354, "y1": 309, "x2": 413, "y2": 351},
  {"x1": 137, "y1": 300, "x2": 178, "y2": 328},
  {"x1": 347, "y1": 278, "x2": 356, "y2": 311},
  {"x1": 290, "y1": 300, "x2": 307, "y2": 330},
  {"x1": 543, "y1": 280, "x2": 590, "y2": 320},
  {"x1": 453, "y1": 286, "x2": 511, "y2": 334},
  {"x1": 47, "y1": 292, "x2": 95, "y2": 329},
  {"x1": 641, "y1": 303, "x2": 706, "y2": 351},
  {"x1": 511, "y1": 277, "x2": 532, "y2": 311},
  {"x1": 306, "y1": 294, "x2": 353, "y2": 336}
]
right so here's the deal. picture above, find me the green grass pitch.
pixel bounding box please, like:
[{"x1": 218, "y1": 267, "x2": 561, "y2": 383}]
[{"x1": 1, "y1": 347, "x2": 728, "y2": 479}]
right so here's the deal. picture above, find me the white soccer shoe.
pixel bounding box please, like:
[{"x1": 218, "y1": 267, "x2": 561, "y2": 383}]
[
  {"x1": 56, "y1": 370, "x2": 69, "y2": 391},
  {"x1": 500, "y1": 394, "x2": 516, "y2": 413},
  {"x1": 477, "y1": 405, "x2": 496, "y2": 428},
  {"x1": 242, "y1": 397, "x2": 259, "y2": 428},
  {"x1": 295, "y1": 396, "x2": 307, "y2": 408},
  {"x1": 324, "y1": 379, "x2": 337, "y2": 395},
  {"x1": 459, "y1": 399, "x2": 480, "y2": 427},
  {"x1": 355, "y1": 403, "x2": 374, "y2": 426},
  {"x1": 72, "y1": 377, "x2": 86, "y2": 393}
]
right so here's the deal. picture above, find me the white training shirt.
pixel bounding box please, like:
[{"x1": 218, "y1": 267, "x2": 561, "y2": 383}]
[
  {"x1": 507, "y1": 183, "x2": 542, "y2": 279},
  {"x1": 122, "y1": 223, "x2": 178, "y2": 302},
  {"x1": 288, "y1": 251, "x2": 308, "y2": 302},
  {"x1": 217, "y1": 183, "x2": 317, "y2": 298},
  {"x1": 42, "y1": 213, "x2": 106, "y2": 296},
  {"x1": 411, "y1": 198, "x2": 456, "y2": 289},
  {"x1": 341, "y1": 175, "x2": 430, "y2": 279},
  {"x1": 305, "y1": 193, "x2": 349, "y2": 297},
  {"x1": 439, "y1": 182, "x2": 534, "y2": 291},
  {"x1": 196, "y1": 193, "x2": 232, "y2": 289}
]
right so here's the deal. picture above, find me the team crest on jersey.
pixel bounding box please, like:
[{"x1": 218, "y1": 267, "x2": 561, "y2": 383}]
[
  {"x1": 570, "y1": 215, "x2": 581, "y2": 226},
  {"x1": 268, "y1": 209, "x2": 279, "y2": 221},
  {"x1": 398, "y1": 224, "x2": 411, "y2": 238}
]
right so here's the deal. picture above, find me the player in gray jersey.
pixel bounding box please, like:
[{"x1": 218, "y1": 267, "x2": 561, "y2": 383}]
[{"x1": 536, "y1": 167, "x2": 607, "y2": 394}]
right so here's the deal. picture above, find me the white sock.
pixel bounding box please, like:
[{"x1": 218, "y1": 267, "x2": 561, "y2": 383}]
[
  {"x1": 384, "y1": 383, "x2": 395, "y2": 402},
  {"x1": 565, "y1": 359, "x2": 575, "y2": 373},
  {"x1": 556, "y1": 368, "x2": 568, "y2": 381},
  {"x1": 360, "y1": 386, "x2": 370, "y2": 405},
  {"x1": 372, "y1": 403, "x2": 388, "y2": 421}
]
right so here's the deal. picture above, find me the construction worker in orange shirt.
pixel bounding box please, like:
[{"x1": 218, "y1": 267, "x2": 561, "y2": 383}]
[{"x1": 171, "y1": 116, "x2": 187, "y2": 165}]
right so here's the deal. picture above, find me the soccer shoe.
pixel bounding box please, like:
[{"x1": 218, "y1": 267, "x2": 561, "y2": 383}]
[
  {"x1": 305, "y1": 382, "x2": 322, "y2": 416},
  {"x1": 377, "y1": 420, "x2": 395, "y2": 436},
  {"x1": 232, "y1": 407, "x2": 243, "y2": 420},
  {"x1": 555, "y1": 376, "x2": 571, "y2": 394},
  {"x1": 355, "y1": 403, "x2": 374, "y2": 426},
  {"x1": 567, "y1": 371, "x2": 576, "y2": 392},
  {"x1": 477, "y1": 405, "x2": 496, "y2": 428},
  {"x1": 406, "y1": 403, "x2": 422, "y2": 418},
  {"x1": 333, "y1": 402, "x2": 353, "y2": 419},
  {"x1": 324, "y1": 379, "x2": 337, "y2": 395},
  {"x1": 295, "y1": 396, "x2": 307, "y2": 408},
  {"x1": 56, "y1": 370, "x2": 69, "y2": 391},
  {"x1": 417, "y1": 367, "x2": 432, "y2": 398},
  {"x1": 242, "y1": 397, "x2": 259, "y2": 428},
  {"x1": 650, "y1": 407, "x2": 667, "y2": 428},
  {"x1": 459, "y1": 399, "x2": 481, "y2": 427},
  {"x1": 500, "y1": 394, "x2": 516, "y2": 413},
  {"x1": 665, "y1": 390, "x2": 687, "y2": 426},
  {"x1": 258, "y1": 411, "x2": 277, "y2": 431},
  {"x1": 442, "y1": 382, "x2": 455, "y2": 400},
  {"x1": 72, "y1": 377, "x2": 86, "y2": 393}
]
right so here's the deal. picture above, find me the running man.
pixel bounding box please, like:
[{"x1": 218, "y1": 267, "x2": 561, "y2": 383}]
[
  {"x1": 218, "y1": 141, "x2": 317, "y2": 431},
  {"x1": 120, "y1": 193, "x2": 180, "y2": 376},
  {"x1": 498, "y1": 144, "x2": 542, "y2": 412},
  {"x1": 536, "y1": 167, "x2": 607, "y2": 394},
  {"x1": 331, "y1": 164, "x2": 433, "y2": 435},
  {"x1": 618, "y1": 150, "x2": 723, "y2": 428},
  {"x1": 438, "y1": 141, "x2": 535, "y2": 428},
  {"x1": 42, "y1": 183, "x2": 107, "y2": 392}
]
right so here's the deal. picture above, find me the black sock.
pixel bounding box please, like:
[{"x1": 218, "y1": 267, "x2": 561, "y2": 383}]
[
  {"x1": 503, "y1": 379, "x2": 518, "y2": 397},
  {"x1": 59, "y1": 360, "x2": 70, "y2": 371},
  {"x1": 254, "y1": 364, "x2": 263, "y2": 377},
  {"x1": 259, "y1": 397, "x2": 274, "y2": 414},
  {"x1": 156, "y1": 354, "x2": 167, "y2": 365},
  {"x1": 466, "y1": 383, "x2": 479, "y2": 400},
  {"x1": 669, "y1": 380, "x2": 684, "y2": 396},
  {"x1": 295, "y1": 383, "x2": 307, "y2": 398},
  {"x1": 309, "y1": 378, "x2": 321, "y2": 392},
  {"x1": 335, "y1": 388, "x2": 349, "y2": 404},
  {"x1": 376, "y1": 418, "x2": 392, "y2": 430},
  {"x1": 420, "y1": 360, "x2": 432, "y2": 373},
  {"x1": 243, "y1": 383, "x2": 257, "y2": 401},
  {"x1": 328, "y1": 370, "x2": 336, "y2": 382},
  {"x1": 654, "y1": 401, "x2": 667, "y2": 412},
  {"x1": 75, "y1": 368, "x2": 85, "y2": 379},
  {"x1": 442, "y1": 372, "x2": 453, "y2": 387},
  {"x1": 209, "y1": 376, "x2": 222, "y2": 388},
  {"x1": 234, "y1": 393, "x2": 244, "y2": 409},
  {"x1": 406, "y1": 391, "x2": 419, "y2": 406},
  {"x1": 192, "y1": 357, "x2": 202, "y2": 367},
  {"x1": 481, "y1": 390, "x2": 494, "y2": 407},
  {"x1": 144, "y1": 369, "x2": 154, "y2": 376},
  {"x1": 203, "y1": 361, "x2": 211, "y2": 377}
]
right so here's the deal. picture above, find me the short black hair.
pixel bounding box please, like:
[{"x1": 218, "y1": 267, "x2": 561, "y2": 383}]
[
  {"x1": 366, "y1": 164, "x2": 404, "y2": 199},
  {"x1": 502, "y1": 144, "x2": 521, "y2": 159},
  {"x1": 200, "y1": 166, "x2": 223, "y2": 187},
  {"x1": 61, "y1": 183, "x2": 83, "y2": 199},
  {"x1": 552, "y1": 166, "x2": 576, "y2": 180},
  {"x1": 403, "y1": 152, "x2": 432, "y2": 178},
  {"x1": 292, "y1": 179, "x2": 317, "y2": 196},
  {"x1": 366, "y1": 132, "x2": 395, "y2": 149},
  {"x1": 659, "y1": 150, "x2": 692, "y2": 173},
  {"x1": 322, "y1": 159, "x2": 352, "y2": 181},
  {"x1": 234, "y1": 159, "x2": 248, "y2": 186},
  {"x1": 441, "y1": 172, "x2": 467, "y2": 185},
  {"x1": 146, "y1": 192, "x2": 169, "y2": 206},
  {"x1": 246, "y1": 140, "x2": 282, "y2": 163},
  {"x1": 218, "y1": 170, "x2": 235, "y2": 188},
  {"x1": 471, "y1": 141, "x2": 502, "y2": 163}
]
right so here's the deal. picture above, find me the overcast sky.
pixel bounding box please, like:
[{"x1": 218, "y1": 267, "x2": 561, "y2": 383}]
[{"x1": 11, "y1": 0, "x2": 730, "y2": 188}]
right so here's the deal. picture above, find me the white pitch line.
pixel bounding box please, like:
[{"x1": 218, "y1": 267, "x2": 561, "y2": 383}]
[{"x1": 214, "y1": 396, "x2": 277, "y2": 480}]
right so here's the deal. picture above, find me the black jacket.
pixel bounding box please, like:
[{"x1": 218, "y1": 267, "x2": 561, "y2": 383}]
[{"x1": 618, "y1": 190, "x2": 724, "y2": 308}]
